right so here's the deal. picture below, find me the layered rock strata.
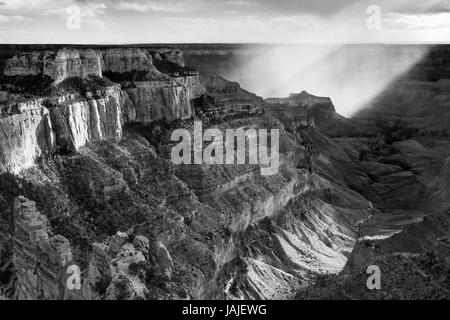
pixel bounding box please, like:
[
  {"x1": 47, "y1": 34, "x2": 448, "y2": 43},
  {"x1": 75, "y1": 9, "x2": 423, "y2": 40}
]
[
  {"x1": 12, "y1": 196, "x2": 76, "y2": 300},
  {"x1": 0, "y1": 47, "x2": 205, "y2": 174},
  {"x1": 0, "y1": 86, "x2": 123, "y2": 173},
  {"x1": 4, "y1": 49, "x2": 102, "y2": 83}
]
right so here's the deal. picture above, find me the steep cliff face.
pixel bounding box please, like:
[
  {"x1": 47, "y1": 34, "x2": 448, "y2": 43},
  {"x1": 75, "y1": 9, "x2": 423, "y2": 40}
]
[
  {"x1": 0, "y1": 85, "x2": 123, "y2": 173},
  {"x1": 265, "y1": 91, "x2": 370, "y2": 137},
  {"x1": 48, "y1": 87, "x2": 123, "y2": 153},
  {"x1": 0, "y1": 47, "x2": 205, "y2": 173},
  {"x1": 176, "y1": 75, "x2": 205, "y2": 100},
  {"x1": 101, "y1": 48, "x2": 205, "y2": 123},
  {"x1": 0, "y1": 100, "x2": 55, "y2": 173},
  {"x1": 4, "y1": 49, "x2": 102, "y2": 83},
  {"x1": 102, "y1": 48, "x2": 155, "y2": 74},
  {"x1": 124, "y1": 81, "x2": 192, "y2": 122}
]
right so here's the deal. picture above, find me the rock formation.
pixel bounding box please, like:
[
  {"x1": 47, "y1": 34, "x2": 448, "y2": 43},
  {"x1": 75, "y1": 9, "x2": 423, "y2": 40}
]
[
  {"x1": 4, "y1": 49, "x2": 102, "y2": 83},
  {"x1": 12, "y1": 196, "x2": 77, "y2": 299},
  {"x1": 0, "y1": 47, "x2": 205, "y2": 173},
  {"x1": 0, "y1": 86, "x2": 123, "y2": 173}
]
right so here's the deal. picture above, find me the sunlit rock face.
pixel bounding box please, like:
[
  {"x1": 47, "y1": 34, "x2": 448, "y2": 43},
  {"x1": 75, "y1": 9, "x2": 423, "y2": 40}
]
[
  {"x1": 0, "y1": 100, "x2": 55, "y2": 173},
  {"x1": 0, "y1": 87, "x2": 123, "y2": 173},
  {"x1": 123, "y1": 81, "x2": 193, "y2": 122},
  {"x1": 0, "y1": 47, "x2": 205, "y2": 173},
  {"x1": 121, "y1": 72, "x2": 204, "y2": 123},
  {"x1": 48, "y1": 88, "x2": 123, "y2": 153},
  {"x1": 102, "y1": 48, "x2": 205, "y2": 123}
]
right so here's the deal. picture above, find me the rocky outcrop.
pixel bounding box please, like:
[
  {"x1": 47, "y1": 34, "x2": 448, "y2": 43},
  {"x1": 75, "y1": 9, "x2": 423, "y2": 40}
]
[
  {"x1": 102, "y1": 48, "x2": 155, "y2": 74},
  {"x1": 3, "y1": 52, "x2": 43, "y2": 76},
  {"x1": 82, "y1": 232, "x2": 175, "y2": 300},
  {"x1": 154, "y1": 49, "x2": 185, "y2": 67},
  {"x1": 12, "y1": 196, "x2": 77, "y2": 300},
  {"x1": 0, "y1": 86, "x2": 123, "y2": 173},
  {"x1": 48, "y1": 87, "x2": 123, "y2": 153},
  {"x1": 11, "y1": 195, "x2": 176, "y2": 300},
  {"x1": 4, "y1": 49, "x2": 102, "y2": 83},
  {"x1": 123, "y1": 81, "x2": 193, "y2": 122},
  {"x1": 265, "y1": 91, "x2": 368, "y2": 137},
  {"x1": 266, "y1": 91, "x2": 334, "y2": 109},
  {"x1": 100, "y1": 48, "x2": 205, "y2": 123},
  {"x1": 0, "y1": 100, "x2": 55, "y2": 173},
  {"x1": 193, "y1": 75, "x2": 263, "y2": 120},
  {"x1": 175, "y1": 75, "x2": 205, "y2": 100},
  {"x1": 151, "y1": 241, "x2": 173, "y2": 281}
]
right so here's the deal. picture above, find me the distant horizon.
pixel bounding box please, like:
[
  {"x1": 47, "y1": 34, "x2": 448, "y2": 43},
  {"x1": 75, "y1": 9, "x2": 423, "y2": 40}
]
[{"x1": 1, "y1": 42, "x2": 450, "y2": 46}]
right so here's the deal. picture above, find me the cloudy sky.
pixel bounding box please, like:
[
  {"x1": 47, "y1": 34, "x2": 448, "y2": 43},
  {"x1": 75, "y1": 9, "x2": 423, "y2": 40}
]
[{"x1": 0, "y1": 0, "x2": 449, "y2": 43}]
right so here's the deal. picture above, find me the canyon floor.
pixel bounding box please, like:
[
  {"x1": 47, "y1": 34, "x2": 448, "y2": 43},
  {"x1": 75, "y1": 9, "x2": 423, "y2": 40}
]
[{"x1": 0, "y1": 45, "x2": 449, "y2": 300}]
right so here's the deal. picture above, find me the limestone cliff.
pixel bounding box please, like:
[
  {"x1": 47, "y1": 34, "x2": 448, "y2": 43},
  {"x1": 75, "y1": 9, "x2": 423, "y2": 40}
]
[
  {"x1": 0, "y1": 47, "x2": 205, "y2": 174},
  {"x1": 0, "y1": 100, "x2": 55, "y2": 173},
  {"x1": 124, "y1": 81, "x2": 193, "y2": 122},
  {"x1": 4, "y1": 49, "x2": 102, "y2": 83},
  {"x1": 47, "y1": 87, "x2": 123, "y2": 154},
  {"x1": 102, "y1": 48, "x2": 205, "y2": 123},
  {"x1": 0, "y1": 85, "x2": 123, "y2": 173}
]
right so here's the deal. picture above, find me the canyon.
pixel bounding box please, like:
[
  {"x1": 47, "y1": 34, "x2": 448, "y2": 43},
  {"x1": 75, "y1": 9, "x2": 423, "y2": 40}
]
[{"x1": 0, "y1": 44, "x2": 449, "y2": 300}]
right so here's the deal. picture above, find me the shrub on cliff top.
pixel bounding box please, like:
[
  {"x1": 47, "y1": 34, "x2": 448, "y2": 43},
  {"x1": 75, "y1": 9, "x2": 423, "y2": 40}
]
[
  {"x1": 0, "y1": 74, "x2": 53, "y2": 96},
  {"x1": 55, "y1": 76, "x2": 115, "y2": 96}
]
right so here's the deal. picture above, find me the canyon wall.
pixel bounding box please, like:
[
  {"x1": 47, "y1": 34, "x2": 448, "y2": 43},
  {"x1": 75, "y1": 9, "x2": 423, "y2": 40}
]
[
  {"x1": 4, "y1": 49, "x2": 102, "y2": 83},
  {"x1": 102, "y1": 48, "x2": 154, "y2": 73},
  {"x1": 0, "y1": 47, "x2": 205, "y2": 174},
  {"x1": 48, "y1": 88, "x2": 123, "y2": 154},
  {"x1": 0, "y1": 100, "x2": 54, "y2": 173},
  {"x1": 124, "y1": 81, "x2": 193, "y2": 122},
  {"x1": 0, "y1": 86, "x2": 123, "y2": 173},
  {"x1": 101, "y1": 48, "x2": 205, "y2": 123}
]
